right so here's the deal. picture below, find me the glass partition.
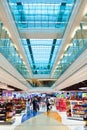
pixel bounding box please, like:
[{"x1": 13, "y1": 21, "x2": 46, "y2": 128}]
[
  {"x1": 0, "y1": 22, "x2": 30, "y2": 78},
  {"x1": 53, "y1": 14, "x2": 87, "y2": 78}
]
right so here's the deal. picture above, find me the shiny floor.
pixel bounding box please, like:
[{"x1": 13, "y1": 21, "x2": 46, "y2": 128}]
[
  {"x1": 15, "y1": 113, "x2": 71, "y2": 130},
  {"x1": 0, "y1": 109, "x2": 86, "y2": 130},
  {"x1": 14, "y1": 110, "x2": 86, "y2": 130}
]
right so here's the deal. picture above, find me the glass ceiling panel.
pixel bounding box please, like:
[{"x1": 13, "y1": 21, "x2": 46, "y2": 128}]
[
  {"x1": 30, "y1": 39, "x2": 52, "y2": 64},
  {"x1": 7, "y1": 0, "x2": 75, "y2": 4},
  {"x1": 8, "y1": 0, "x2": 76, "y2": 38},
  {"x1": 22, "y1": 39, "x2": 61, "y2": 74},
  {"x1": 7, "y1": 0, "x2": 77, "y2": 78}
]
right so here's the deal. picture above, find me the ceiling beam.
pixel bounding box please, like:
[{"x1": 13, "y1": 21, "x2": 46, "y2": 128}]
[
  {"x1": 26, "y1": 39, "x2": 35, "y2": 72},
  {"x1": 48, "y1": 39, "x2": 57, "y2": 66},
  {"x1": 20, "y1": 28, "x2": 61, "y2": 39}
]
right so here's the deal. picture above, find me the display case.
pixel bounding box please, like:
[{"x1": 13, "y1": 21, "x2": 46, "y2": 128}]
[
  {"x1": 20, "y1": 99, "x2": 26, "y2": 111},
  {"x1": 66, "y1": 100, "x2": 72, "y2": 117},
  {"x1": 0, "y1": 101, "x2": 15, "y2": 124},
  {"x1": 66, "y1": 100, "x2": 87, "y2": 120},
  {"x1": 13, "y1": 98, "x2": 22, "y2": 114},
  {"x1": 0, "y1": 102, "x2": 6, "y2": 122},
  {"x1": 6, "y1": 102, "x2": 15, "y2": 123},
  {"x1": 82, "y1": 102, "x2": 87, "y2": 121}
]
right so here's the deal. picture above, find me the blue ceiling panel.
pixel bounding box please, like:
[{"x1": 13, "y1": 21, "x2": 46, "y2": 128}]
[
  {"x1": 22, "y1": 39, "x2": 61, "y2": 74},
  {"x1": 8, "y1": 0, "x2": 76, "y2": 31}
]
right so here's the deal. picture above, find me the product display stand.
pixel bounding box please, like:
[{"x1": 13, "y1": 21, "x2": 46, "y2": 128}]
[
  {"x1": 21, "y1": 99, "x2": 26, "y2": 111},
  {"x1": 6, "y1": 102, "x2": 16, "y2": 124},
  {"x1": 66, "y1": 99, "x2": 87, "y2": 121},
  {"x1": 13, "y1": 98, "x2": 22, "y2": 115},
  {"x1": 0, "y1": 101, "x2": 16, "y2": 124}
]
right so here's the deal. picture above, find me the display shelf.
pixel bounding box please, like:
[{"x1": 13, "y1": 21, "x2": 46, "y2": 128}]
[
  {"x1": 6, "y1": 102, "x2": 16, "y2": 124},
  {"x1": 0, "y1": 102, "x2": 6, "y2": 123},
  {"x1": 82, "y1": 103, "x2": 87, "y2": 120},
  {"x1": 21, "y1": 99, "x2": 26, "y2": 111},
  {"x1": 0, "y1": 101, "x2": 16, "y2": 124},
  {"x1": 0, "y1": 118, "x2": 15, "y2": 124},
  {"x1": 66, "y1": 100, "x2": 87, "y2": 121},
  {"x1": 67, "y1": 116, "x2": 83, "y2": 121},
  {"x1": 13, "y1": 98, "x2": 22, "y2": 114}
]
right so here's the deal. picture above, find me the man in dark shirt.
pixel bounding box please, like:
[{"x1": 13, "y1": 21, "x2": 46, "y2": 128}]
[{"x1": 32, "y1": 97, "x2": 38, "y2": 116}]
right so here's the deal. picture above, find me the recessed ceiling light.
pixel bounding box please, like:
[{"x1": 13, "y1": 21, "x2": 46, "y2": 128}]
[{"x1": 79, "y1": 87, "x2": 87, "y2": 90}]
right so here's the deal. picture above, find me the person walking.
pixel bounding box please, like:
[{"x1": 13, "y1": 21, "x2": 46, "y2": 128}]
[
  {"x1": 32, "y1": 97, "x2": 38, "y2": 116},
  {"x1": 46, "y1": 98, "x2": 51, "y2": 112}
]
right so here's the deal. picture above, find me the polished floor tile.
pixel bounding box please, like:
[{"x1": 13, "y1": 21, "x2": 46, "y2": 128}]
[{"x1": 14, "y1": 114, "x2": 71, "y2": 130}]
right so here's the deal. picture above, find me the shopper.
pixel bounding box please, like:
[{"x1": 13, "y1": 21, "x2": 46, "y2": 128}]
[
  {"x1": 46, "y1": 98, "x2": 51, "y2": 112},
  {"x1": 32, "y1": 97, "x2": 38, "y2": 116},
  {"x1": 26, "y1": 99, "x2": 30, "y2": 116}
]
